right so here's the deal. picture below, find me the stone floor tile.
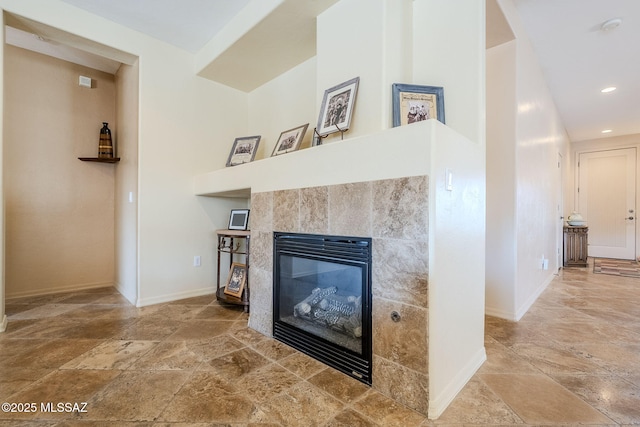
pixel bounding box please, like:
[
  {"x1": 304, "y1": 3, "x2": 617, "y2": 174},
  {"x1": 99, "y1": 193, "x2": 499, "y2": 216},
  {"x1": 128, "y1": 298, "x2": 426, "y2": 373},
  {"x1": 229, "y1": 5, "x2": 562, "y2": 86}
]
[
  {"x1": 278, "y1": 352, "x2": 327, "y2": 379},
  {"x1": 128, "y1": 340, "x2": 205, "y2": 371},
  {"x1": 194, "y1": 304, "x2": 246, "y2": 321},
  {"x1": 157, "y1": 371, "x2": 255, "y2": 423},
  {"x1": 477, "y1": 337, "x2": 540, "y2": 375},
  {"x1": 2, "y1": 261, "x2": 640, "y2": 426},
  {"x1": 62, "y1": 340, "x2": 157, "y2": 370},
  {"x1": 0, "y1": 369, "x2": 121, "y2": 421},
  {"x1": 324, "y1": 409, "x2": 380, "y2": 426},
  {"x1": 81, "y1": 370, "x2": 189, "y2": 422},
  {"x1": 254, "y1": 382, "x2": 344, "y2": 427},
  {"x1": 165, "y1": 320, "x2": 235, "y2": 341},
  {"x1": 433, "y1": 378, "x2": 522, "y2": 425},
  {"x1": 551, "y1": 373, "x2": 640, "y2": 424},
  {"x1": 509, "y1": 340, "x2": 609, "y2": 375},
  {"x1": 3, "y1": 339, "x2": 101, "y2": 369},
  {"x1": 479, "y1": 373, "x2": 614, "y2": 424},
  {"x1": 236, "y1": 363, "x2": 302, "y2": 403},
  {"x1": 199, "y1": 347, "x2": 271, "y2": 380},
  {"x1": 350, "y1": 390, "x2": 427, "y2": 427},
  {"x1": 251, "y1": 339, "x2": 296, "y2": 361},
  {"x1": 119, "y1": 316, "x2": 184, "y2": 340},
  {"x1": 307, "y1": 368, "x2": 370, "y2": 403}
]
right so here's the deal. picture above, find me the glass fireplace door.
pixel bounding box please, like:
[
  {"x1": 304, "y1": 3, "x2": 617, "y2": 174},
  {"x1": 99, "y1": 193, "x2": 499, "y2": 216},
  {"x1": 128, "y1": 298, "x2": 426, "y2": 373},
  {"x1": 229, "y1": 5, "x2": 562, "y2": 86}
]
[{"x1": 273, "y1": 232, "x2": 372, "y2": 384}]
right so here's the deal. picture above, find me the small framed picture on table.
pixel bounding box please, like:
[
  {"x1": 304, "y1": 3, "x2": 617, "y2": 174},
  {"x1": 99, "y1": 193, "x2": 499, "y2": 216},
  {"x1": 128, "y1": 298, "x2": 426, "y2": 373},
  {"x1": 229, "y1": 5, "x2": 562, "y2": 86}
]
[
  {"x1": 228, "y1": 209, "x2": 250, "y2": 230},
  {"x1": 223, "y1": 262, "x2": 247, "y2": 298}
]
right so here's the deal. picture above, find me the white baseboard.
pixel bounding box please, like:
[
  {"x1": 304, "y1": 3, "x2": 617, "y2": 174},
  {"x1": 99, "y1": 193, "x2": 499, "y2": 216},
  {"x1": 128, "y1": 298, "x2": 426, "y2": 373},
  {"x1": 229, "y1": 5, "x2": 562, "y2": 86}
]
[
  {"x1": 113, "y1": 281, "x2": 137, "y2": 306},
  {"x1": 485, "y1": 272, "x2": 556, "y2": 321},
  {"x1": 484, "y1": 305, "x2": 518, "y2": 321},
  {"x1": 0, "y1": 315, "x2": 7, "y2": 333},
  {"x1": 514, "y1": 273, "x2": 555, "y2": 321},
  {"x1": 428, "y1": 346, "x2": 487, "y2": 419},
  {"x1": 5, "y1": 282, "x2": 114, "y2": 300},
  {"x1": 136, "y1": 287, "x2": 216, "y2": 307}
]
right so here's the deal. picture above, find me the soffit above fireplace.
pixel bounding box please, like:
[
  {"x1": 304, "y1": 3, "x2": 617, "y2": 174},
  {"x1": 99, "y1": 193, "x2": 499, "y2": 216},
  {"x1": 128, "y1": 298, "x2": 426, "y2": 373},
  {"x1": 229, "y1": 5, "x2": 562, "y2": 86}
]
[{"x1": 196, "y1": 0, "x2": 340, "y2": 92}]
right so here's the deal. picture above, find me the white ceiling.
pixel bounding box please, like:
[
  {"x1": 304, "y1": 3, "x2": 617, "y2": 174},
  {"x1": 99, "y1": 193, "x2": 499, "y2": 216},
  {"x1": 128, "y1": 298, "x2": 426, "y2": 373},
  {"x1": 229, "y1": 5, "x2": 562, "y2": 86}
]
[
  {"x1": 6, "y1": 0, "x2": 640, "y2": 143},
  {"x1": 59, "y1": 0, "x2": 251, "y2": 53},
  {"x1": 512, "y1": 0, "x2": 640, "y2": 142}
]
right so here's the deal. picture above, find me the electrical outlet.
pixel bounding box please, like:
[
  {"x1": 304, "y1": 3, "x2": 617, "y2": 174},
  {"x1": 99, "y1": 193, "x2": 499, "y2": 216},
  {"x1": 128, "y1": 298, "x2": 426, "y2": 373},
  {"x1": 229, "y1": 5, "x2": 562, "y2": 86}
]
[
  {"x1": 543, "y1": 259, "x2": 549, "y2": 270},
  {"x1": 193, "y1": 256, "x2": 201, "y2": 267}
]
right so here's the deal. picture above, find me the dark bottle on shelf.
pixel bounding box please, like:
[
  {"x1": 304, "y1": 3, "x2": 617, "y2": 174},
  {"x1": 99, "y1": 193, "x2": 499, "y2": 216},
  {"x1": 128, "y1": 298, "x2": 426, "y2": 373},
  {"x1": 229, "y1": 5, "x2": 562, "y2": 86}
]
[{"x1": 98, "y1": 122, "x2": 114, "y2": 159}]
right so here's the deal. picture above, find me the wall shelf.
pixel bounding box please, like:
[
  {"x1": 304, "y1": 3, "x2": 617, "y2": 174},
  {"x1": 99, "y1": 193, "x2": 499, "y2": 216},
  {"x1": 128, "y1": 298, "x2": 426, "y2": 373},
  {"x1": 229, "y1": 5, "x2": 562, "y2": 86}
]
[{"x1": 78, "y1": 157, "x2": 120, "y2": 163}]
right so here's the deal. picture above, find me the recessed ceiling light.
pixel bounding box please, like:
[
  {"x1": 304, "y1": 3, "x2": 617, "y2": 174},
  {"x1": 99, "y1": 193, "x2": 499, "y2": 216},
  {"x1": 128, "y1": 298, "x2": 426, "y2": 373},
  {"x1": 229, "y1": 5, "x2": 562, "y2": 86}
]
[
  {"x1": 601, "y1": 86, "x2": 617, "y2": 93},
  {"x1": 601, "y1": 18, "x2": 622, "y2": 31},
  {"x1": 602, "y1": 129, "x2": 613, "y2": 134}
]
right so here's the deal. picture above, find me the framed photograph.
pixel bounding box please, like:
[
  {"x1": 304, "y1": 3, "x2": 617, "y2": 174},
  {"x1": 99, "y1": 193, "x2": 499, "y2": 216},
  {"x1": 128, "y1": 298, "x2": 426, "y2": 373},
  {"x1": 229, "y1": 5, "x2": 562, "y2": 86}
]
[
  {"x1": 272, "y1": 123, "x2": 309, "y2": 156},
  {"x1": 228, "y1": 209, "x2": 250, "y2": 230},
  {"x1": 392, "y1": 83, "x2": 445, "y2": 127},
  {"x1": 223, "y1": 262, "x2": 246, "y2": 298},
  {"x1": 226, "y1": 135, "x2": 261, "y2": 167},
  {"x1": 316, "y1": 77, "x2": 360, "y2": 137}
]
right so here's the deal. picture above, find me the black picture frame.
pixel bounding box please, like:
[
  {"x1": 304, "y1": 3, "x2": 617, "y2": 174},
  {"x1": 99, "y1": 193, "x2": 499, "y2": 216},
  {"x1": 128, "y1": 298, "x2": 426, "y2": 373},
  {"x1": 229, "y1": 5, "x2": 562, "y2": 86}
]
[
  {"x1": 228, "y1": 209, "x2": 250, "y2": 230},
  {"x1": 226, "y1": 135, "x2": 261, "y2": 167},
  {"x1": 316, "y1": 77, "x2": 360, "y2": 137},
  {"x1": 392, "y1": 83, "x2": 445, "y2": 127}
]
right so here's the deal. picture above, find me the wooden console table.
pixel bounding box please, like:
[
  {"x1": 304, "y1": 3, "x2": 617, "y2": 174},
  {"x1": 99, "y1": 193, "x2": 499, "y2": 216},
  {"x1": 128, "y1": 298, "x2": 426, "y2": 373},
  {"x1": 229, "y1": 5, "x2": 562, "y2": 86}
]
[{"x1": 563, "y1": 226, "x2": 588, "y2": 267}]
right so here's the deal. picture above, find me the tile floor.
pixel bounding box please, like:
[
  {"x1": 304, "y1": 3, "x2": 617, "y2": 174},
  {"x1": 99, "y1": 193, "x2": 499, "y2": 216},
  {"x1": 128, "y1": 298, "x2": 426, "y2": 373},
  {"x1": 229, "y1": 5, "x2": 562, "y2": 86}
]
[{"x1": 1, "y1": 261, "x2": 639, "y2": 426}]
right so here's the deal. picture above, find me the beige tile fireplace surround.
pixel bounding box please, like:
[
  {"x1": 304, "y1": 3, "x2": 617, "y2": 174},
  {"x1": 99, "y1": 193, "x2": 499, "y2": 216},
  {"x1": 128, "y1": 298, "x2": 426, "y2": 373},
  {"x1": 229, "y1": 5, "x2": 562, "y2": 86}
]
[
  {"x1": 195, "y1": 121, "x2": 486, "y2": 418},
  {"x1": 249, "y1": 176, "x2": 430, "y2": 414}
]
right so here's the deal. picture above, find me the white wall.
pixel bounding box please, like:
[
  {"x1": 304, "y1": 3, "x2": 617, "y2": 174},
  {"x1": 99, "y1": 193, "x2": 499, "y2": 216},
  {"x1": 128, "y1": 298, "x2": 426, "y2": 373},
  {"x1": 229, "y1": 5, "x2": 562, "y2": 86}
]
[
  {"x1": 316, "y1": 0, "x2": 384, "y2": 141},
  {"x1": 316, "y1": 0, "x2": 413, "y2": 142},
  {"x1": 0, "y1": 0, "x2": 249, "y2": 307},
  {"x1": 0, "y1": 10, "x2": 6, "y2": 332},
  {"x1": 413, "y1": 0, "x2": 486, "y2": 146},
  {"x1": 410, "y1": 0, "x2": 487, "y2": 418},
  {"x1": 486, "y1": 0, "x2": 570, "y2": 320},
  {"x1": 115, "y1": 61, "x2": 139, "y2": 304},
  {"x1": 245, "y1": 0, "x2": 413, "y2": 157},
  {"x1": 486, "y1": 41, "x2": 518, "y2": 320},
  {"x1": 248, "y1": 57, "x2": 316, "y2": 157},
  {"x1": 131, "y1": 36, "x2": 249, "y2": 306}
]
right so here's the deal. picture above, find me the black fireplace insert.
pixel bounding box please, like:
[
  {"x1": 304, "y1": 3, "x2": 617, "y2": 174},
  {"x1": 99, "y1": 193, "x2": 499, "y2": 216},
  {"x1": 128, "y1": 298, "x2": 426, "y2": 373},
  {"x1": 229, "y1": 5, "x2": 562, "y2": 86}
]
[{"x1": 273, "y1": 232, "x2": 372, "y2": 384}]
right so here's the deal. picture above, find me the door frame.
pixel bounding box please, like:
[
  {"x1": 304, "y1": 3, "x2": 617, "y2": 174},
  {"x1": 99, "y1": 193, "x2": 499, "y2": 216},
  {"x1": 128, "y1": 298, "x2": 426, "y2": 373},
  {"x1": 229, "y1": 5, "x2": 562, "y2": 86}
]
[
  {"x1": 574, "y1": 146, "x2": 638, "y2": 260},
  {"x1": 557, "y1": 152, "x2": 564, "y2": 271}
]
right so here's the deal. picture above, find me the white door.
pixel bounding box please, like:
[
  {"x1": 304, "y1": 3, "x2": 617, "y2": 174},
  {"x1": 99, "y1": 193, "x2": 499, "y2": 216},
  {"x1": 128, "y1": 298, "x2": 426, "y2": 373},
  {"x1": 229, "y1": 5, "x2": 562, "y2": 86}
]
[{"x1": 577, "y1": 148, "x2": 636, "y2": 259}]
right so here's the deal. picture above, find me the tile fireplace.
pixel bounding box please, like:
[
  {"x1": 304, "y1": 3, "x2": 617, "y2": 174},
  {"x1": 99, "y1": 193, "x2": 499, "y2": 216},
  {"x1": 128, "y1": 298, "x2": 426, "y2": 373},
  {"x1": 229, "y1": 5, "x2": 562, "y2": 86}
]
[
  {"x1": 196, "y1": 122, "x2": 487, "y2": 418},
  {"x1": 248, "y1": 177, "x2": 430, "y2": 415}
]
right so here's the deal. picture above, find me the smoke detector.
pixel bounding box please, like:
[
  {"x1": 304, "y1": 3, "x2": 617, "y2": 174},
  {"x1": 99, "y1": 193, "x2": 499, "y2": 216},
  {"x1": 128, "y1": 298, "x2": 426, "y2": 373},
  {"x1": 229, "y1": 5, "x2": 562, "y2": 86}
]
[{"x1": 601, "y1": 18, "x2": 622, "y2": 31}]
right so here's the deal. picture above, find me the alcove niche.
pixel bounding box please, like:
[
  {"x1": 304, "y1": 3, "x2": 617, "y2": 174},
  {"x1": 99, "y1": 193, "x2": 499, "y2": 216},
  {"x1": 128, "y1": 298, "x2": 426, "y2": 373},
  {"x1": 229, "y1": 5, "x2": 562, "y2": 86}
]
[{"x1": 3, "y1": 12, "x2": 139, "y2": 303}]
